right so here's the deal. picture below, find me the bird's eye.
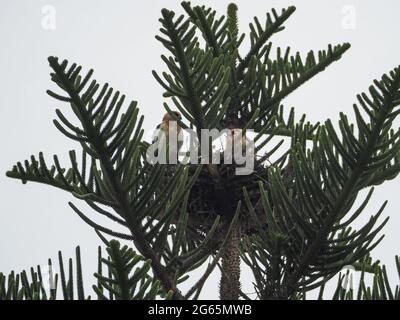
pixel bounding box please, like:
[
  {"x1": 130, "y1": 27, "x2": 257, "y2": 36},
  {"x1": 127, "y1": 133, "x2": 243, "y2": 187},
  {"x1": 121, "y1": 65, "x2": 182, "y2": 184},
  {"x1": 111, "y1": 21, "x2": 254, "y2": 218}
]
[{"x1": 174, "y1": 112, "x2": 182, "y2": 119}]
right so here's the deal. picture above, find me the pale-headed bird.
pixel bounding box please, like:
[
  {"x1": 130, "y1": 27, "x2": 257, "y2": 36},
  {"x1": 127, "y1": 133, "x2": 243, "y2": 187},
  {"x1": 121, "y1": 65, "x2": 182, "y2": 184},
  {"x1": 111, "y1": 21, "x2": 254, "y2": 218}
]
[
  {"x1": 157, "y1": 111, "x2": 182, "y2": 136},
  {"x1": 153, "y1": 111, "x2": 183, "y2": 163},
  {"x1": 226, "y1": 120, "x2": 251, "y2": 155}
]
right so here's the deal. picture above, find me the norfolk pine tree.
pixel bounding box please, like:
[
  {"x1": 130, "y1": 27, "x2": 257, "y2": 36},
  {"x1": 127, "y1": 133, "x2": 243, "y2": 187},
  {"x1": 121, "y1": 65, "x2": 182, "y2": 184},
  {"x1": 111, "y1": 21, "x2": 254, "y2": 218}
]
[{"x1": 2, "y1": 2, "x2": 400, "y2": 300}]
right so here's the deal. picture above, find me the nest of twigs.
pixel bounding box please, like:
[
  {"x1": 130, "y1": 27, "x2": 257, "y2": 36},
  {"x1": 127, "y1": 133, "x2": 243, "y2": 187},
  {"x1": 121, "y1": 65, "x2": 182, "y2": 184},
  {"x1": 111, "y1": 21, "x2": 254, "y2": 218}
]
[{"x1": 180, "y1": 153, "x2": 294, "y2": 249}]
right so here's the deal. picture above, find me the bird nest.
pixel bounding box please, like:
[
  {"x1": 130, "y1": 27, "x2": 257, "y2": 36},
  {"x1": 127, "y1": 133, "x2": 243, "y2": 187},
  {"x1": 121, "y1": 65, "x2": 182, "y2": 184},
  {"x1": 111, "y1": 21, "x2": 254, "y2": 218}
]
[{"x1": 181, "y1": 155, "x2": 293, "y2": 249}]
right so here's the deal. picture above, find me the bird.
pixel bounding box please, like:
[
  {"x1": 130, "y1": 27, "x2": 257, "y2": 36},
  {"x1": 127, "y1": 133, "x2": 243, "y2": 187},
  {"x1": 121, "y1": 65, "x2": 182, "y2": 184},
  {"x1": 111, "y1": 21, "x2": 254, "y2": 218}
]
[
  {"x1": 152, "y1": 111, "x2": 183, "y2": 163},
  {"x1": 225, "y1": 119, "x2": 253, "y2": 159},
  {"x1": 157, "y1": 111, "x2": 182, "y2": 136},
  {"x1": 223, "y1": 118, "x2": 255, "y2": 176}
]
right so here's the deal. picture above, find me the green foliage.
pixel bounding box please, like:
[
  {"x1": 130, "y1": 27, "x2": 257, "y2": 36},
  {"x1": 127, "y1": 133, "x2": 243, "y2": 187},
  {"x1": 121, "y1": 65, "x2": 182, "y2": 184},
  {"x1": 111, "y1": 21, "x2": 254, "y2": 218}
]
[
  {"x1": 93, "y1": 240, "x2": 162, "y2": 300},
  {"x1": 322, "y1": 256, "x2": 400, "y2": 300},
  {"x1": 242, "y1": 66, "x2": 400, "y2": 298},
  {"x1": 4, "y1": 1, "x2": 400, "y2": 300},
  {"x1": 0, "y1": 246, "x2": 85, "y2": 300},
  {"x1": 0, "y1": 266, "x2": 57, "y2": 300},
  {"x1": 0, "y1": 241, "x2": 163, "y2": 300}
]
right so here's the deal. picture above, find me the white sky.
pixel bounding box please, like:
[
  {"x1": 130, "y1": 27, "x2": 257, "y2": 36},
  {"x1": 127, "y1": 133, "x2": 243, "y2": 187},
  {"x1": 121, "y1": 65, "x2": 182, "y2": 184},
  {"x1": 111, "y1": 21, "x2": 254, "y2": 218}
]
[{"x1": 0, "y1": 0, "x2": 399, "y2": 299}]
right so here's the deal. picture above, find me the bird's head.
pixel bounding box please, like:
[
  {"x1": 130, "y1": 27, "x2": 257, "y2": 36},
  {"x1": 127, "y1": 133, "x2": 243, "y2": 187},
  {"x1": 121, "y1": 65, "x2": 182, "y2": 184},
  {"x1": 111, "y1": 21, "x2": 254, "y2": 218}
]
[{"x1": 163, "y1": 111, "x2": 182, "y2": 123}]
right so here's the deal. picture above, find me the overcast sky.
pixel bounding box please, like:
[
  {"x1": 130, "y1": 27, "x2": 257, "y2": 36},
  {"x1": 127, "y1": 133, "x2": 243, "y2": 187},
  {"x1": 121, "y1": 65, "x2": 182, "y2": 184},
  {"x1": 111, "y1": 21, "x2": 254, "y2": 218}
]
[{"x1": 1, "y1": 0, "x2": 400, "y2": 299}]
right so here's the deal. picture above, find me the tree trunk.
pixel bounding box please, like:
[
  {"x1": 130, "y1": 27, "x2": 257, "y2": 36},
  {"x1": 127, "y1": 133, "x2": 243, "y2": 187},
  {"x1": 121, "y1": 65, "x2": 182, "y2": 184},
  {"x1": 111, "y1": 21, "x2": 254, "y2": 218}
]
[{"x1": 219, "y1": 225, "x2": 241, "y2": 300}]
